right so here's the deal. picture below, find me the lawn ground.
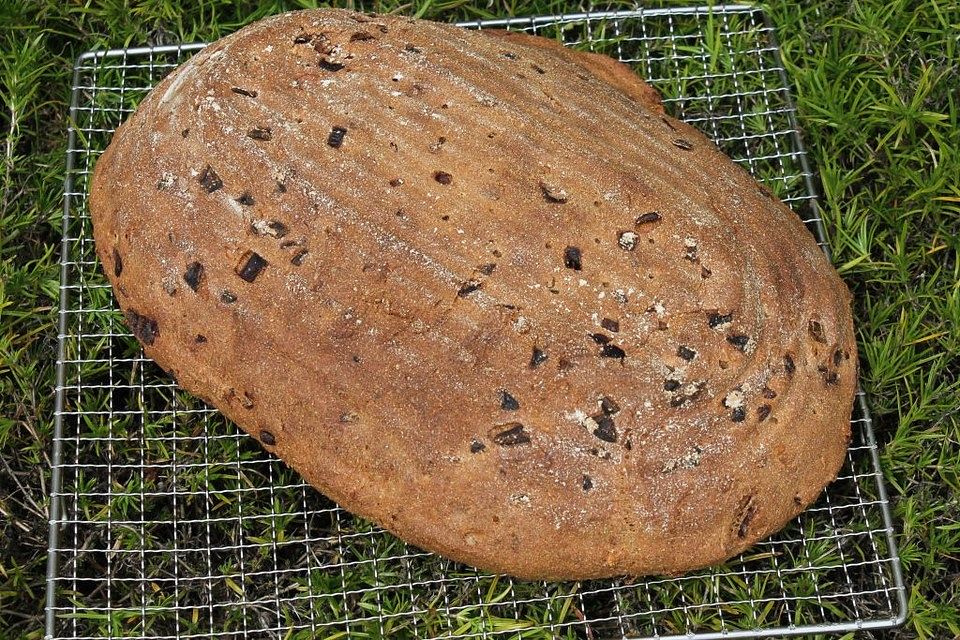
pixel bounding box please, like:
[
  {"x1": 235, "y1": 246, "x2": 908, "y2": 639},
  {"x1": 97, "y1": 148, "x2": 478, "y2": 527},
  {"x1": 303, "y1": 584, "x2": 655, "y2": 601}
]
[{"x1": 0, "y1": 1, "x2": 957, "y2": 638}]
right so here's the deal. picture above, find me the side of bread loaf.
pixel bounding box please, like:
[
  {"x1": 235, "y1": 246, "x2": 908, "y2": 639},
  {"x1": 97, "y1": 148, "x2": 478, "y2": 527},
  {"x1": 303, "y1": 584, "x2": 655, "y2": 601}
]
[{"x1": 90, "y1": 9, "x2": 856, "y2": 579}]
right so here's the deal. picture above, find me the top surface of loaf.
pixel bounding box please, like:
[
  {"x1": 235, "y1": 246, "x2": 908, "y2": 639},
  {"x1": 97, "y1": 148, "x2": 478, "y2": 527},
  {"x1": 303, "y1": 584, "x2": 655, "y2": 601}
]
[{"x1": 90, "y1": 9, "x2": 857, "y2": 580}]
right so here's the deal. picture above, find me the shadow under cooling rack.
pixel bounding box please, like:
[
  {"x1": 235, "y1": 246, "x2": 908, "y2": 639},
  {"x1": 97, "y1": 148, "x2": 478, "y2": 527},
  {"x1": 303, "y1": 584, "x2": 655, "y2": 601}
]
[{"x1": 47, "y1": 5, "x2": 906, "y2": 639}]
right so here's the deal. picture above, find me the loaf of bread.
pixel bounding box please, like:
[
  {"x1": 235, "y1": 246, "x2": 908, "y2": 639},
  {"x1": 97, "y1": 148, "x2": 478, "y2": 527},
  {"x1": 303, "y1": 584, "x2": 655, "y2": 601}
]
[{"x1": 90, "y1": 8, "x2": 856, "y2": 580}]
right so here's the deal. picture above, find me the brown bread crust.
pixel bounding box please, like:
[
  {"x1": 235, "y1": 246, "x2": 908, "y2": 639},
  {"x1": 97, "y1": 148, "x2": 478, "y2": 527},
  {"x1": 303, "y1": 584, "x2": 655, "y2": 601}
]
[{"x1": 90, "y1": 9, "x2": 856, "y2": 580}]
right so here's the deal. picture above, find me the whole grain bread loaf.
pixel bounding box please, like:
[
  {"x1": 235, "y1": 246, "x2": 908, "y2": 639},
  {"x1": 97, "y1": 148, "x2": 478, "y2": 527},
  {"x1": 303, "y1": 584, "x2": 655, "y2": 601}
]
[{"x1": 89, "y1": 8, "x2": 857, "y2": 580}]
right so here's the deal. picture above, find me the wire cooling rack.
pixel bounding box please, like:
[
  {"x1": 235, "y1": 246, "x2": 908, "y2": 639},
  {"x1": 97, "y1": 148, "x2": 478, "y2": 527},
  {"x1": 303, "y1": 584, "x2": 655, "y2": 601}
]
[{"x1": 46, "y1": 5, "x2": 907, "y2": 639}]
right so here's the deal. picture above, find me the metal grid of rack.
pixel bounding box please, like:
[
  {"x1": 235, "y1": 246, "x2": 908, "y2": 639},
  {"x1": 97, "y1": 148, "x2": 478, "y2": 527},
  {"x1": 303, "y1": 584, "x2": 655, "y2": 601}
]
[{"x1": 46, "y1": 5, "x2": 906, "y2": 639}]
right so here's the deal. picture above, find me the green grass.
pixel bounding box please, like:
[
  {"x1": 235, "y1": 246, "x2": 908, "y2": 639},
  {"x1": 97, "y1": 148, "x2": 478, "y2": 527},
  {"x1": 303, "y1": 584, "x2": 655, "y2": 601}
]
[{"x1": 1, "y1": 1, "x2": 958, "y2": 639}]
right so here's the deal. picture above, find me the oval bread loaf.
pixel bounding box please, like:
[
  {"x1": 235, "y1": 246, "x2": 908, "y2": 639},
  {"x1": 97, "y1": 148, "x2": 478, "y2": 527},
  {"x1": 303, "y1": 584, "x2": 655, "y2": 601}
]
[{"x1": 90, "y1": 8, "x2": 857, "y2": 580}]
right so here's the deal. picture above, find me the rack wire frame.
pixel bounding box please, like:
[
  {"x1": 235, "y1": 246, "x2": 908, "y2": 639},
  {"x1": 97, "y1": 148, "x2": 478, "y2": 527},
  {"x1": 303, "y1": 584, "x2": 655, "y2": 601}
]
[{"x1": 46, "y1": 5, "x2": 907, "y2": 639}]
